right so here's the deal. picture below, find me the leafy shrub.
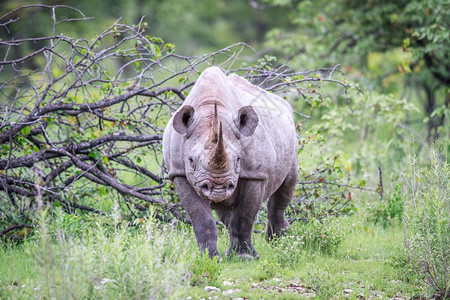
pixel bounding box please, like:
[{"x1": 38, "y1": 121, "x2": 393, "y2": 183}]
[
  {"x1": 306, "y1": 264, "x2": 340, "y2": 299},
  {"x1": 403, "y1": 148, "x2": 449, "y2": 298},
  {"x1": 255, "y1": 259, "x2": 281, "y2": 281},
  {"x1": 368, "y1": 183, "x2": 404, "y2": 227},
  {"x1": 273, "y1": 218, "x2": 344, "y2": 266},
  {"x1": 8, "y1": 210, "x2": 194, "y2": 299},
  {"x1": 189, "y1": 250, "x2": 223, "y2": 286}
]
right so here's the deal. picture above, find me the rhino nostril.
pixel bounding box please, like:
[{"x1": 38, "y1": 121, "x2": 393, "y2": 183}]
[
  {"x1": 226, "y1": 182, "x2": 235, "y2": 192},
  {"x1": 200, "y1": 182, "x2": 212, "y2": 195}
]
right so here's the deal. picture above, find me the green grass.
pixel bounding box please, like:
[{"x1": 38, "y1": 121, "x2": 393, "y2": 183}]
[
  {"x1": 0, "y1": 209, "x2": 427, "y2": 299},
  {"x1": 0, "y1": 245, "x2": 36, "y2": 286}
]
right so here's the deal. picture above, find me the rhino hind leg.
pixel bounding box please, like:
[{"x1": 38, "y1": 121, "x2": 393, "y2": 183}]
[
  {"x1": 216, "y1": 210, "x2": 231, "y2": 228},
  {"x1": 266, "y1": 160, "x2": 298, "y2": 241}
]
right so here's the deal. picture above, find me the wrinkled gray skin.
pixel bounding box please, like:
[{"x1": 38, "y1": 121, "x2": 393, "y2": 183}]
[{"x1": 163, "y1": 67, "x2": 298, "y2": 259}]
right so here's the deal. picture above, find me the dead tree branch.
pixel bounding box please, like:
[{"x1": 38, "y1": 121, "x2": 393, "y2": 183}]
[{"x1": 0, "y1": 5, "x2": 361, "y2": 223}]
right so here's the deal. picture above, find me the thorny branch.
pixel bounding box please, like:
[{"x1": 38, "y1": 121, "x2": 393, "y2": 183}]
[{"x1": 0, "y1": 5, "x2": 363, "y2": 227}]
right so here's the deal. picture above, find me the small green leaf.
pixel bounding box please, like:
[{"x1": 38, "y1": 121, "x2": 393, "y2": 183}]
[
  {"x1": 155, "y1": 46, "x2": 161, "y2": 58},
  {"x1": 88, "y1": 150, "x2": 102, "y2": 160},
  {"x1": 21, "y1": 126, "x2": 31, "y2": 136},
  {"x1": 46, "y1": 117, "x2": 55, "y2": 125}
]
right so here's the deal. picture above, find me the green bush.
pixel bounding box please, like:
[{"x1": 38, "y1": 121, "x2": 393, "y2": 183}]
[
  {"x1": 189, "y1": 250, "x2": 223, "y2": 286},
  {"x1": 403, "y1": 148, "x2": 449, "y2": 298},
  {"x1": 306, "y1": 265, "x2": 341, "y2": 299},
  {"x1": 368, "y1": 183, "x2": 404, "y2": 227},
  {"x1": 7, "y1": 210, "x2": 194, "y2": 299},
  {"x1": 273, "y1": 217, "x2": 344, "y2": 266},
  {"x1": 255, "y1": 259, "x2": 281, "y2": 281}
]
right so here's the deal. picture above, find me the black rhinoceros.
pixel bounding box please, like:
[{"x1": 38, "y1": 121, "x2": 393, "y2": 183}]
[{"x1": 163, "y1": 67, "x2": 298, "y2": 259}]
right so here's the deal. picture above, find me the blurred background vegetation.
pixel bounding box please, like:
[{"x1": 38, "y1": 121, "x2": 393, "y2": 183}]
[
  {"x1": 2, "y1": 0, "x2": 447, "y2": 158},
  {"x1": 0, "y1": 0, "x2": 448, "y2": 298}
]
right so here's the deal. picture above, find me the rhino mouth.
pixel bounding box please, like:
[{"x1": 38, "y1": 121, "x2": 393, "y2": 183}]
[{"x1": 197, "y1": 179, "x2": 236, "y2": 202}]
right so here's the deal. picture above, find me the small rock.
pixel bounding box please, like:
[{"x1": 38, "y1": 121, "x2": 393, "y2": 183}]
[
  {"x1": 223, "y1": 289, "x2": 241, "y2": 295},
  {"x1": 100, "y1": 278, "x2": 115, "y2": 285},
  {"x1": 304, "y1": 293, "x2": 317, "y2": 298},
  {"x1": 343, "y1": 289, "x2": 353, "y2": 295},
  {"x1": 204, "y1": 286, "x2": 221, "y2": 293},
  {"x1": 186, "y1": 297, "x2": 192, "y2": 300},
  {"x1": 391, "y1": 292, "x2": 406, "y2": 300},
  {"x1": 223, "y1": 281, "x2": 234, "y2": 286}
]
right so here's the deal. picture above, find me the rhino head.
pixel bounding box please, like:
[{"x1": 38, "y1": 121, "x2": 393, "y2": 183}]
[{"x1": 172, "y1": 102, "x2": 258, "y2": 202}]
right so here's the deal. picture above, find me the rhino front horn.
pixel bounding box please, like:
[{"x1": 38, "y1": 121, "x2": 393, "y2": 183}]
[{"x1": 209, "y1": 121, "x2": 229, "y2": 170}]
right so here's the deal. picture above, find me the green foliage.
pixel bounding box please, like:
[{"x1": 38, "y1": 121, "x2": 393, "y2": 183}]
[
  {"x1": 264, "y1": 0, "x2": 448, "y2": 160},
  {"x1": 264, "y1": 0, "x2": 449, "y2": 74},
  {"x1": 5, "y1": 210, "x2": 194, "y2": 299},
  {"x1": 189, "y1": 251, "x2": 223, "y2": 286},
  {"x1": 51, "y1": 211, "x2": 100, "y2": 238},
  {"x1": 0, "y1": 211, "x2": 431, "y2": 299},
  {"x1": 368, "y1": 183, "x2": 405, "y2": 228},
  {"x1": 305, "y1": 266, "x2": 341, "y2": 299},
  {"x1": 272, "y1": 217, "x2": 344, "y2": 266},
  {"x1": 292, "y1": 131, "x2": 358, "y2": 221},
  {"x1": 255, "y1": 259, "x2": 281, "y2": 281},
  {"x1": 295, "y1": 218, "x2": 344, "y2": 255},
  {"x1": 0, "y1": 0, "x2": 290, "y2": 56},
  {"x1": 403, "y1": 147, "x2": 449, "y2": 298},
  {"x1": 0, "y1": 3, "x2": 448, "y2": 298}
]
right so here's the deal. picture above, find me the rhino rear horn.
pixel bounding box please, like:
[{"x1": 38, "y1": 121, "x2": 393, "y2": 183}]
[
  {"x1": 206, "y1": 101, "x2": 219, "y2": 144},
  {"x1": 235, "y1": 106, "x2": 258, "y2": 136},
  {"x1": 212, "y1": 101, "x2": 218, "y2": 134},
  {"x1": 173, "y1": 105, "x2": 194, "y2": 135}
]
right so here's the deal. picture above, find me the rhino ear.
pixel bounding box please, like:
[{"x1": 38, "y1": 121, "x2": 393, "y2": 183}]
[
  {"x1": 235, "y1": 106, "x2": 258, "y2": 137},
  {"x1": 173, "y1": 105, "x2": 195, "y2": 134}
]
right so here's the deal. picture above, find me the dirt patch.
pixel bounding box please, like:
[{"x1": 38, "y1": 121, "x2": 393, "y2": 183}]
[{"x1": 251, "y1": 281, "x2": 316, "y2": 297}]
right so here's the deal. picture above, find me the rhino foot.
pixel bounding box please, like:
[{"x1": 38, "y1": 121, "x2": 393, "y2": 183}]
[
  {"x1": 201, "y1": 247, "x2": 221, "y2": 260},
  {"x1": 225, "y1": 243, "x2": 259, "y2": 260},
  {"x1": 237, "y1": 253, "x2": 258, "y2": 261},
  {"x1": 265, "y1": 225, "x2": 289, "y2": 242}
]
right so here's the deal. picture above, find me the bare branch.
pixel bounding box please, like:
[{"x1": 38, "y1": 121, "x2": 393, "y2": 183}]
[{"x1": 0, "y1": 5, "x2": 361, "y2": 223}]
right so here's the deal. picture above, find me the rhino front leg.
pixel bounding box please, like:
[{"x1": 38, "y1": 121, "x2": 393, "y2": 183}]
[
  {"x1": 173, "y1": 177, "x2": 219, "y2": 258},
  {"x1": 227, "y1": 179, "x2": 264, "y2": 259}
]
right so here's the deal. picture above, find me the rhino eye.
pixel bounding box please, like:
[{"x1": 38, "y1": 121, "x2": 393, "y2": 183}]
[{"x1": 188, "y1": 158, "x2": 195, "y2": 170}]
